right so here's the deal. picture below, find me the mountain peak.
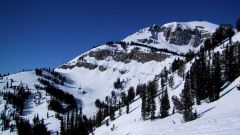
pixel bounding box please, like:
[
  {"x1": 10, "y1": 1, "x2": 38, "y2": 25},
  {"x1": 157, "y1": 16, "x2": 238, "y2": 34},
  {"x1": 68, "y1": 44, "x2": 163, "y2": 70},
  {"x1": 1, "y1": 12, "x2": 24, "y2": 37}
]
[
  {"x1": 123, "y1": 21, "x2": 219, "y2": 52},
  {"x1": 162, "y1": 21, "x2": 218, "y2": 33}
]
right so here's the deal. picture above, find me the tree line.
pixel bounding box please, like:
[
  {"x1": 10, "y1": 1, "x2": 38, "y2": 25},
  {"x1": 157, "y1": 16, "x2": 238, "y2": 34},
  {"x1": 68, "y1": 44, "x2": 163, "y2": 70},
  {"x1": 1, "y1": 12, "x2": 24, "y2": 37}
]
[{"x1": 38, "y1": 78, "x2": 76, "y2": 113}]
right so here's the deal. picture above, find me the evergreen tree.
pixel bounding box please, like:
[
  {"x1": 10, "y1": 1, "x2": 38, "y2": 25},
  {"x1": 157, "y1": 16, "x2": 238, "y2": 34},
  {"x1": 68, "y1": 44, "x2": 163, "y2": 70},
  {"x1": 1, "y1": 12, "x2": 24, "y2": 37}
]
[
  {"x1": 126, "y1": 101, "x2": 130, "y2": 114},
  {"x1": 224, "y1": 44, "x2": 237, "y2": 82},
  {"x1": 60, "y1": 117, "x2": 66, "y2": 135},
  {"x1": 225, "y1": 25, "x2": 235, "y2": 44},
  {"x1": 177, "y1": 65, "x2": 185, "y2": 79},
  {"x1": 111, "y1": 90, "x2": 117, "y2": 107},
  {"x1": 16, "y1": 118, "x2": 33, "y2": 135},
  {"x1": 96, "y1": 109, "x2": 102, "y2": 127},
  {"x1": 172, "y1": 96, "x2": 183, "y2": 113},
  {"x1": 148, "y1": 81, "x2": 158, "y2": 120},
  {"x1": 120, "y1": 92, "x2": 127, "y2": 106},
  {"x1": 211, "y1": 52, "x2": 222, "y2": 101},
  {"x1": 237, "y1": 42, "x2": 240, "y2": 76},
  {"x1": 160, "y1": 87, "x2": 170, "y2": 118},
  {"x1": 204, "y1": 38, "x2": 213, "y2": 50},
  {"x1": 141, "y1": 84, "x2": 147, "y2": 120},
  {"x1": 106, "y1": 119, "x2": 109, "y2": 126},
  {"x1": 171, "y1": 58, "x2": 185, "y2": 72},
  {"x1": 95, "y1": 99, "x2": 102, "y2": 109},
  {"x1": 228, "y1": 45, "x2": 237, "y2": 81},
  {"x1": 127, "y1": 87, "x2": 135, "y2": 102},
  {"x1": 109, "y1": 101, "x2": 115, "y2": 121},
  {"x1": 237, "y1": 18, "x2": 240, "y2": 32},
  {"x1": 181, "y1": 72, "x2": 195, "y2": 122},
  {"x1": 6, "y1": 81, "x2": 9, "y2": 89},
  {"x1": 32, "y1": 115, "x2": 50, "y2": 135},
  {"x1": 192, "y1": 50, "x2": 209, "y2": 105},
  {"x1": 168, "y1": 75, "x2": 174, "y2": 88}
]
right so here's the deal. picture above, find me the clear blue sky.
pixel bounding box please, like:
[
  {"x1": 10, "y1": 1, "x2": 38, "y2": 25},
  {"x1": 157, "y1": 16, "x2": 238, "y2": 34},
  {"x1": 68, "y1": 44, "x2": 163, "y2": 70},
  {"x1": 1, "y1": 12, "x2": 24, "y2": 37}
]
[{"x1": 0, "y1": 0, "x2": 239, "y2": 74}]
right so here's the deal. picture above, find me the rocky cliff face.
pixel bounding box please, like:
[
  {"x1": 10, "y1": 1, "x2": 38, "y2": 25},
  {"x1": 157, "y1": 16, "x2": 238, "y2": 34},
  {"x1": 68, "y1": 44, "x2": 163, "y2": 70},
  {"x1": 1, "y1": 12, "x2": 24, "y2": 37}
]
[
  {"x1": 123, "y1": 21, "x2": 218, "y2": 49},
  {"x1": 60, "y1": 44, "x2": 169, "y2": 71},
  {"x1": 163, "y1": 24, "x2": 211, "y2": 47}
]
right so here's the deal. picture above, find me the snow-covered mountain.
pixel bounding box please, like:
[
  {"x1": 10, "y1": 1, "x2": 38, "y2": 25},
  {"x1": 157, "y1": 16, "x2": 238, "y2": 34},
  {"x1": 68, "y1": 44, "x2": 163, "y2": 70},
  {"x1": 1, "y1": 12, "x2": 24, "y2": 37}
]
[
  {"x1": 1, "y1": 21, "x2": 240, "y2": 135},
  {"x1": 123, "y1": 21, "x2": 218, "y2": 53},
  {"x1": 54, "y1": 21, "x2": 218, "y2": 115}
]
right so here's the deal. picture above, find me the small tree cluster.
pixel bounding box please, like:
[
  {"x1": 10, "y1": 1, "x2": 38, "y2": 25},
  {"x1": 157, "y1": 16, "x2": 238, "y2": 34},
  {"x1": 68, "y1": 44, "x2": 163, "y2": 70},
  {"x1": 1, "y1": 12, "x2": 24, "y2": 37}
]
[
  {"x1": 171, "y1": 58, "x2": 185, "y2": 72},
  {"x1": 139, "y1": 80, "x2": 158, "y2": 120},
  {"x1": 60, "y1": 108, "x2": 95, "y2": 135},
  {"x1": 35, "y1": 68, "x2": 43, "y2": 76},
  {"x1": 204, "y1": 24, "x2": 235, "y2": 50},
  {"x1": 172, "y1": 72, "x2": 196, "y2": 122},
  {"x1": 113, "y1": 78, "x2": 124, "y2": 89},
  {"x1": 160, "y1": 87, "x2": 170, "y2": 118},
  {"x1": 95, "y1": 86, "x2": 136, "y2": 126},
  {"x1": 2, "y1": 85, "x2": 31, "y2": 114},
  {"x1": 38, "y1": 79, "x2": 76, "y2": 112},
  {"x1": 16, "y1": 115, "x2": 50, "y2": 135}
]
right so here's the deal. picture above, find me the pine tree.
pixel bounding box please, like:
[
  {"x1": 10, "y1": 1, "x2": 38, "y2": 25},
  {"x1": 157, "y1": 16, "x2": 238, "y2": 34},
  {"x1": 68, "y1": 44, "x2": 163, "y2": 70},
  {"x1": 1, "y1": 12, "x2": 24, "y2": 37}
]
[
  {"x1": 127, "y1": 87, "x2": 135, "y2": 103},
  {"x1": 237, "y1": 18, "x2": 240, "y2": 32},
  {"x1": 60, "y1": 117, "x2": 65, "y2": 135},
  {"x1": 96, "y1": 109, "x2": 103, "y2": 126},
  {"x1": 206, "y1": 58, "x2": 213, "y2": 102},
  {"x1": 168, "y1": 75, "x2": 174, "y2": 88},
  {"x1": 148, "y1": 81, "x2": 158, "y2": 120},
  {"x1": 204, "y1": 38, "x2": 213, "y2": 50},
  {"x1": 109, "y1": 101, "x2": 115, "y2": 121},
  {"x1": 211, "y1": 52, "x2": 222, "y2": 101},
  {"x1": 225, "y1": 25, "x2": 235, "y2": 44},
  {"x1": 160, "y1": 87, "x2": 170, "y2": 118},
  {"x1": 178, "y1": 65, "x2": 185, "y2": 79},
  {"x1": 70, "y1": 111, "x2": 75, "y2": 134},
  {"x1": 6, "y1": 81, "x2": 9, "y2": 89},
  {"x1": 224, "y1": 44, "x2": 237, "y2": 82},
  {"x1": 228, "y1": 45, "x2": 237, "y2": 81},
  {"x1": 16, "y1": 118, "x2": 33, "y2": 135},
  {"x1": 126, "y1": 101, "x2": 130, "y2": 114},
  {"x1": 192, "y1": 50, "x2": 209, "y2": 104},
  {"x1": 141, "y1": 84, "x2": 147, "y2": 120},
  {"x1": 106, "y1": 119, "x2": 109, "y2": 126},
  {"x1": 181, "y1": 72, "x2": 195, "y2": 122},
  {"x1": 237, "y1": 42, "x2": 240, "y2": 76},
  {"x1": 66, "y1": 112, "x2": 70, "y2": 133},
  {"x1": 120, "y1": 92, "x2": 127, "y2": 106}
]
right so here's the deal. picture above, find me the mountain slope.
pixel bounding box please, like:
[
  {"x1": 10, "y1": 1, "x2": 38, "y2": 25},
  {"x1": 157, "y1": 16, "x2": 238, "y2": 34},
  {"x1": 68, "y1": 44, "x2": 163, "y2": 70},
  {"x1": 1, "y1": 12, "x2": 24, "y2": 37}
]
[
  {"x1": 93, "y1": 32, "x2": 240, "y2": 135},
  {"x1": 56, "y1": 44, "x2": 181, "y2": 115},
  {"x1": 94, "y1": 76, "x2": 240, "y2": 135}
]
